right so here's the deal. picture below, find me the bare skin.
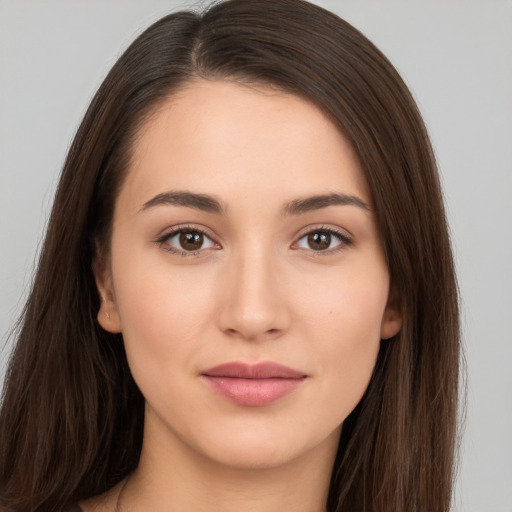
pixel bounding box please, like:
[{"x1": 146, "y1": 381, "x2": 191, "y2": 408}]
[{"x1": 85, "y1": 80, "x2": 402, "y2": 511}]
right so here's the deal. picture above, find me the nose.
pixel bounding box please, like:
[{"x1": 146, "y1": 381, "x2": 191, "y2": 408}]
[{"x1": 217, "y1": 247, "x2": 290, "y2": 342}]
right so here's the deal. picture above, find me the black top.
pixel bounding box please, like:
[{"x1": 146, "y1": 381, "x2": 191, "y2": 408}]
[{"x1": 64, "y1": 506, "x2": 83, "y2": 512}]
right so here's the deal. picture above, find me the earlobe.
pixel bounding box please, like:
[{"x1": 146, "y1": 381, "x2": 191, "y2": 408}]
[
  {"x1": 97, "y1": 298, "x2": 122, "y2": 334},
  {"x1": 93, "y1": 254, "x2": 122, "y2": 334},
  {"x1": 380, "y1": 288, "x2": 403, "y2": 340}
]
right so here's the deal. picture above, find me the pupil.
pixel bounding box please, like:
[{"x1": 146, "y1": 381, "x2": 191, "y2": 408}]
[
  {"x1": 308, "y1": 232, "x2": 331, "y2": 250},
  {"x1": 180, "y1": 231, "x2": 203, "y2": 250}
]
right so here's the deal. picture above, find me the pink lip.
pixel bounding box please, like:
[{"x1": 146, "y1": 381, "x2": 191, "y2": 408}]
[{"x1": 201, "y1": 362, "x2": 307, "y2": 407}]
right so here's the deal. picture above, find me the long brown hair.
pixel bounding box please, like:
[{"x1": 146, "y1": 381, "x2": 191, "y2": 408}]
[{"x1": 0, "y1": 1, "x2": 461, "y2": 510}]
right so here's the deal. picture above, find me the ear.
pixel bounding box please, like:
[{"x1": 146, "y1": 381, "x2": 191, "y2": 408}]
[
  {"x1": 93, "y1": 252, "x2": 122, "y2": 333},
  {"x1": 380, "y1": 286, "x2": 402, "y2": 340}
]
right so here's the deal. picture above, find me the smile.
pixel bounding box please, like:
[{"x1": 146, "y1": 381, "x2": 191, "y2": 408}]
[{"x1": 201, "y1": 361, "x2": 308, "y2": 407}]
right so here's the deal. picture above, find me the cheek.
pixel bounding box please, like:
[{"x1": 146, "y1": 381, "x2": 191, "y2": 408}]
[
  {"x1": 296, "y1": 261, "x2": 388, "y2": 414},
  {"x1": 297, "y1": 256, "x2": 389, "y2": 344},
  {"x1": 110, "y1": 250, "x2": 215, "y2": 378}
]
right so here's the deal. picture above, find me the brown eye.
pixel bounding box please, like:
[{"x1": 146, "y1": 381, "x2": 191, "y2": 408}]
[
  {"x1": 161, "y1": 228, "x2": 217, "y2": 255},
  {"x1": 295, "y1": 228, "x2": 351, "y2": 253},
  {"x1": 179, "y1": 231, "x2": 204, "y2": 251},
  {"x1": 307, "y1": 232, "x2": 331, "y2": 251}
]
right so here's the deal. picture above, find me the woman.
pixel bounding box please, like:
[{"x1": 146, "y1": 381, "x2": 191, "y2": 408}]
[{"x1": 0, "y1": 0, "x2": 461, "y2": 511}]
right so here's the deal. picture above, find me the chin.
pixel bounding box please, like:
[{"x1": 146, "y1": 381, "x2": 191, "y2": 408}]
[
  {"x1": 209, "y1": 443, "x2": 296, "y2": 470},
  {"x1": 192, "y1": 422, "x2": 342, "y2": 472}
]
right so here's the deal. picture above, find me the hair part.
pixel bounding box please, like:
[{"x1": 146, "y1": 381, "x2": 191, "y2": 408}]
[{"x1": 0, "y1": 1, "x2": 461, "y2": 511}]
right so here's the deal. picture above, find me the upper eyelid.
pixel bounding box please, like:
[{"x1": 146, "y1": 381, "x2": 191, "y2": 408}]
[
  {"x1": 294, "y1": 227, "x2": 352, "y2": 247},
  {"x1": 293, "y1": 224, "x2": 353, "y2": 241},
  {"x1": 156, "y1": 223, "x2": 218, "y2": 241}
]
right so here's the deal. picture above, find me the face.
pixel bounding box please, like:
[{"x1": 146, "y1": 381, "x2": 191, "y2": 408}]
[{"x1": 95, "y1": 80, "x2": 401, "y2": 471}]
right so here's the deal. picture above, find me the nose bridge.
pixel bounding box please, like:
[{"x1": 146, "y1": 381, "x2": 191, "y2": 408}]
[{"x1": 218, "y1": 239, "x2": 288, "y2": 341}]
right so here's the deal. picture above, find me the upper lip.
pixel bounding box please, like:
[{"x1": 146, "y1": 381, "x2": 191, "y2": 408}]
[{"x1": 202, "y1": 361, "x2": 306, "y2": 379}]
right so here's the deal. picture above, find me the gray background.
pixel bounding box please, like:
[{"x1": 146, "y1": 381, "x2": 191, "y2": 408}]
[{"x1": 1, "y1": 1, "x2": 511, "y2": 510}]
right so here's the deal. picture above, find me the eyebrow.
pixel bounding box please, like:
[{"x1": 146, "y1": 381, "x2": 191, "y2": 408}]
[
  {"x1": 281, "y1": 193, "x2": 370, "y2": 216},
  {"x1": 140, "y1": 191, "x2": 225, "y2": 214},
  {"x1": 140, "y1": 190, "x2": 370, "y2": 215}
]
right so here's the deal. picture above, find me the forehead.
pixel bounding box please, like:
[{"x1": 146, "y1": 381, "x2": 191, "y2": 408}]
[{"x1": 118, "y1": 79, "x2": 371, "y2": 214}]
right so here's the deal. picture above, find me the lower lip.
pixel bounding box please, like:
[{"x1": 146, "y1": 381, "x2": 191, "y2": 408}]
[{"x1": 203, "y1": 376, "x2": 305, "y2": 406}]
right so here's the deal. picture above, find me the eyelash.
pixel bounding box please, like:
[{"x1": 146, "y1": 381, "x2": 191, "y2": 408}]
[{"x1": 156, "y1": 224, "x2": 353, "y2": 258}]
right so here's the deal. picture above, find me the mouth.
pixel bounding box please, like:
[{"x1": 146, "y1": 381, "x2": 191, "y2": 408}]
[{"x1": 201, "y1": 361, "x2": 308, "y2": 407}]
